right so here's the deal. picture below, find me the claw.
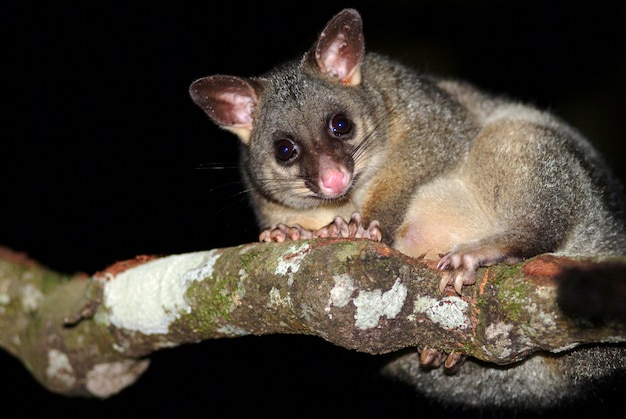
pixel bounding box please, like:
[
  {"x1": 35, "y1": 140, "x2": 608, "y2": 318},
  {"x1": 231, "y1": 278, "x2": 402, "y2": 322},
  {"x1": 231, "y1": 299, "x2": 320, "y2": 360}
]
[
  {"x1": 367, "y1": 220, "x2": 382, "y2": 241},
  {"x1": 437, "y1": 250, "x2": 480, "y2": 294},
  {"x1": 443, "y1": 351, "x2": 465, "y2": 373},
  {"x1": 288, "y1": 227, "x2": 300, "y2": 241},
  {"x1": 349, "y1": 213, "x2": 362, "y2": 237},
  {"x1": 328, "y1": 216, "x2": 349, "y2": 237},
  {"x1": 419, "y1": 347, "x2": 446, "y2": 368},
  {"x1": 272, "y1": 233, "x2": 285, "y2": 242},
  {"x1": 313, "y1": 226, "x2": 328, "y2": 238},
  {"x1": 454, "y1": 273, "x2": 465, "y2": 295},
  {"x1": 438, "y1": 273, "x2": 450, "y2": 293},
  {"x1": 260, "y1": 212, "x2": 382, "y2": 244},
  {"x1": 260, "y1": 223, "x2": 313, "y2": 243}
]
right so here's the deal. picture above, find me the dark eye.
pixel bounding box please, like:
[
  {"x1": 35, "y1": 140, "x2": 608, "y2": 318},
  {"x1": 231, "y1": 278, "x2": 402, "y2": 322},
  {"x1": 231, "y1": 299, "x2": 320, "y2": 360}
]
[
  {"x1": 330, "y1": 113, "x2": 352, "y2": 137},
  {"x1": 274, "y1": 139, "x2": 298, "y2": 162}
]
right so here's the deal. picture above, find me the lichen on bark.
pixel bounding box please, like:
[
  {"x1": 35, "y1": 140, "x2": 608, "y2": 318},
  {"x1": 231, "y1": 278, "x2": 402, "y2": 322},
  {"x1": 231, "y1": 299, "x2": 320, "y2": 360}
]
[{"x1": 0, "y1": 241, "x2": 624, "y2": 400}]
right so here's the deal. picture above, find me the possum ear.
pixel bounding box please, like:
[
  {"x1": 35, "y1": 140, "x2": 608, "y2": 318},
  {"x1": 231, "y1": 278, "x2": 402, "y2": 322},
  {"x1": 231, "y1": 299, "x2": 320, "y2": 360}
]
[
  {"x1": 189, "y1": 75, "x2": 262, "y2": 144},
  {"x1": 312, "y1": 8, "x2": 365, "y2": 86}
]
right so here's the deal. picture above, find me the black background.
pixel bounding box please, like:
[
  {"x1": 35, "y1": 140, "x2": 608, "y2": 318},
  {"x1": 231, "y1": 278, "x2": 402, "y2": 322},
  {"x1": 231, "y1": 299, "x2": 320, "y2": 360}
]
[{"x1": 1, "y1": 1, "x2": 625, "y2": 417}]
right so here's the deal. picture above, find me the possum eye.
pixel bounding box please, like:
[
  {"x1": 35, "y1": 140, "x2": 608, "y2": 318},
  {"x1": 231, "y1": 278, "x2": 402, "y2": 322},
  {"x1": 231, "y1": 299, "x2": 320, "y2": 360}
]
[
  {"x1": 329, "y1": 113, "x2": 353, "y2": 137},
  {"x1": 274, "y1": 138, "x2": 298, "y2": 162}
]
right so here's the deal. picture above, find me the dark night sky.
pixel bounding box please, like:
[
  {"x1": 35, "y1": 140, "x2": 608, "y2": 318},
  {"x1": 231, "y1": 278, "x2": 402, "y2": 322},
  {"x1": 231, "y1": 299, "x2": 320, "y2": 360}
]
[{"x1": 1, "y1": 2, "x2": 625, "y2": 417}]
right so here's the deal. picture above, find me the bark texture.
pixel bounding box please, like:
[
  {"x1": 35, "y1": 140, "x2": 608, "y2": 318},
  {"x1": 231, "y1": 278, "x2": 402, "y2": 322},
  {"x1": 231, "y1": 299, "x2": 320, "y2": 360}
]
[{"x1": 0, "y1": 239, "x2": 624, "y2": 400}]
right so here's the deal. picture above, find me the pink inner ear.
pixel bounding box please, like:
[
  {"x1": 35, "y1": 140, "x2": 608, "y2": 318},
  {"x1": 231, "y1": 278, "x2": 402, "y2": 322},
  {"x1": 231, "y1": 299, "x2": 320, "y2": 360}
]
[
  {"x1": 190, "y1": 75, "x2": 258, "y2": 129},
  {"x1": 319, "y1": 33, "x2": 351, "y2": 79},
  {"x1": 219, "y1": 91, "x2": 254, "y2": 126},
  {"x1": 313, "y1": 10, "x2": 364, "y2": 84}
]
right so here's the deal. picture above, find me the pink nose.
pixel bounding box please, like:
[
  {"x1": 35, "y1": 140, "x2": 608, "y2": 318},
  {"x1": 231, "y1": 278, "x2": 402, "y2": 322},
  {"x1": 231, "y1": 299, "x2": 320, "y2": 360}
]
[{"x1": 321, "y1": 170, "x2": 347, "y2": 195}]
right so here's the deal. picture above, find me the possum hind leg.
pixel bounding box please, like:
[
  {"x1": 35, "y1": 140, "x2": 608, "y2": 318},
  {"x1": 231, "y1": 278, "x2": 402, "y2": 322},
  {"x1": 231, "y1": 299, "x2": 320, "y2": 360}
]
[
  {"x1": 394, "y1": 174, "x2": 499, "y2": 293},
  {"x1": 437, "y1": 109, "x2": 583, "y2": 293}
]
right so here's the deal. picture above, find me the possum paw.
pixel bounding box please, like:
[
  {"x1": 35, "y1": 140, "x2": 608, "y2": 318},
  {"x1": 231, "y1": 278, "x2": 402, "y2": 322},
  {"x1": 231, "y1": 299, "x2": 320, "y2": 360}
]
[
  {"x1": 259, "y1": 212, "x2": 382, "y2": 243},
  {"x1": 259, "y1": 223, "x2": 314, "y2": 242},
  {"x1": 436, "y1": 243, "x2": 521, "y2": 294},
  {"x1": 436, "y1": 253, "x2": 480, "y2": 295},
  {"x1": 419, "y1": 347, "x2": 465, "y2": 373},
  {"x1": 313, "y1": 212, "x2": 382, "y2": 241}
]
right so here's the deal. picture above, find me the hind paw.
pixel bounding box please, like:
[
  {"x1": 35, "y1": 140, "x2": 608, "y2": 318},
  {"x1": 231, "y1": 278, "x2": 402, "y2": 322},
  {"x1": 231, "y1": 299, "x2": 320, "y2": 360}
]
[
  {"x1": 436, "y1": 252, "x2": 481, "y2": 294},
  {"x1": 436, "y1": 243, "x2": 521, "y2": 294},
  {"x1": 419, "y1": 347, "x2": 465, "y2": 373}
]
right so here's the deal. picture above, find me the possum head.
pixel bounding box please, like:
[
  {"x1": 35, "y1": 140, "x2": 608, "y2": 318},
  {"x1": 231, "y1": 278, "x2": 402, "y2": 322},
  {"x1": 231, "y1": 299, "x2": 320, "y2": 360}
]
[{"x1": 189, "y1": 9, "x2": 388, "y2": 209}]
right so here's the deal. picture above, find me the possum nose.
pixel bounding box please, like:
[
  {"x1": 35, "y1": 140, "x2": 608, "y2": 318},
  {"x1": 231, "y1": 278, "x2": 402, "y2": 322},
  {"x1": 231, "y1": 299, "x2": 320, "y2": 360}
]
[
  {"x1": 321, "y1": 170, "x2": 348, "y2": 195},
  {"x1": 318, "y1": 154, "x2": 351, "y2": 198}
]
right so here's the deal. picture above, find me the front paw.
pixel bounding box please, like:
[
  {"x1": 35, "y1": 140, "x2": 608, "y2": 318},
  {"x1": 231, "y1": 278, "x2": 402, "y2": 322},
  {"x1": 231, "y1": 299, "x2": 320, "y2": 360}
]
[
  {"x1": 259, "y1": 223, "x2": 314, "y2": 243},
  {"x1": 258, "y1": 212, "x2": 383, "y2": 243},
  {"x1": 313, "y1": 212, "x2": 382, "y2": 242}
]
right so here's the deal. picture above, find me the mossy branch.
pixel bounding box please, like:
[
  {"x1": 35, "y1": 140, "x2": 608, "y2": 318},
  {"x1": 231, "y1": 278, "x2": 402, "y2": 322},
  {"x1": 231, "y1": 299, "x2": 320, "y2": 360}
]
[{"x1": 0, "y1": 239, "x2": 624, "y2": 399}]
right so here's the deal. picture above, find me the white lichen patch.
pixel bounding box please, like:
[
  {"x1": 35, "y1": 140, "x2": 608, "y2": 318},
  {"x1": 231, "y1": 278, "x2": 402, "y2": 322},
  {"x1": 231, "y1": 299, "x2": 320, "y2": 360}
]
[
  {"x1": 536, "y1": 309, "x2": 558, "y2": 330},
  {"x1": 21, "y1": 271, "x2": 35, "y2": 281},
  {"x1": 353, "y1": 279, "x2": 407, "y2": 330},
  {"x1": 530, "y1": 286, "x2": 558, "y2": 332},
  {"x1": 216, "y1": 324, "x2": 251, "y2": 336},
  {"x1": 20, "y1": 283, "x2": 43, "y2": 312},
  {"x1": 237, "y1": 243, "x2": 256, "y2": 255},
  {"x1": 86, "y1": 359, "x2": 150, "y2": 398},
  {"x1": 485, "y1": 321, "x2": 513, "y2": 340},
  {"x1": 179, "y1": 249, "x2": 221, "y2": 284},
  {"x1": 268, "y1": 286, "x2": 293, "y2": 309},
  {"x1": 414, "y1": 296, "x2": 470, "y2": 331},
  {"x1": 46, "y1": 349, "x2": 76, "y2": 390},
  {"x1": 299, "y1": 302, "x2": 316, "y2": 324},
  {"x1": 0, "y1": 279, "x2": 9, "y2": 312},
  {"x1": 103, "y1": 250, "x2": 220, "y2": 335},
  {"x1": 551, "y1": 342, "x2": 581, "y2": 352},
  {"x1": 326, "y1": 274, "x2": 356, "y2": 315},
  {"x1": 483, "y1": 320, "x2": 536, "y2": 359},
  {"x1": 274, "y1": 242, "x2": 310, "y2": 278},
  {"x1": 484, "y1": 321, "x2": 514, "y2": 358},
  {"x1": 534, "y1": 284, "x2": 555, "y2": 300},
  {"x1": 112, "y1": 343, "x2": 125, "y2": 353},
  {"x1": 0, "y1": 278, "x2": 10, "y2": 305}
]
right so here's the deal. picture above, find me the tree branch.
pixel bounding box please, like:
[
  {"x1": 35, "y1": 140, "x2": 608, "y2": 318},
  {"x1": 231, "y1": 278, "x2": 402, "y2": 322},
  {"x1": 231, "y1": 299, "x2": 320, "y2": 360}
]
[{"x1": 0, "y1": 239, "x2": 624, "y2": 399}]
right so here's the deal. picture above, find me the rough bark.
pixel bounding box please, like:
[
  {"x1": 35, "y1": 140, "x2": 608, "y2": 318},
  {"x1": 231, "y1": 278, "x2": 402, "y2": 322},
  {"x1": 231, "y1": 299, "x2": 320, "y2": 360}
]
[{"x1": 0, "y1": 239, "x2": 624, "y2": 398}]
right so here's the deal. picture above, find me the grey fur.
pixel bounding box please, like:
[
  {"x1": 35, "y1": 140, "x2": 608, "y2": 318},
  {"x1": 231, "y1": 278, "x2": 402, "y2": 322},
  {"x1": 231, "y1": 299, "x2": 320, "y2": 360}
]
[{"x1": 190, "y1": 8, "x2": 626, "y2": 409}]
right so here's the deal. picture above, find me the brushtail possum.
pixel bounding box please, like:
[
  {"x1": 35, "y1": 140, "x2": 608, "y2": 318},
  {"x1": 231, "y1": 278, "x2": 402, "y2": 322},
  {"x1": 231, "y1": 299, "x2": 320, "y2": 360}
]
[{"x1": 190, "y1": 8, "x2": 626, "y2": 409}]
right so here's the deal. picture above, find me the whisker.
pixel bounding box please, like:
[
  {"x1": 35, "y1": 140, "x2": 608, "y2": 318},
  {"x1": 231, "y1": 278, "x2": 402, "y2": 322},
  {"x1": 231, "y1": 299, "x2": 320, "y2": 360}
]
[
  {"x1": 204, "y1": 180, "x2": 246, "y2": 194},
  {"x1": 195, "y1": 162, "x2": 239, "y2": 170}
]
